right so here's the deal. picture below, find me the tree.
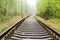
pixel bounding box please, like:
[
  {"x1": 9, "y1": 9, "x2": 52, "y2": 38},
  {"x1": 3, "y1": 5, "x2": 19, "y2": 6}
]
[{"x1": 37, "y1": 0, "x2": 60, "y2": 19}]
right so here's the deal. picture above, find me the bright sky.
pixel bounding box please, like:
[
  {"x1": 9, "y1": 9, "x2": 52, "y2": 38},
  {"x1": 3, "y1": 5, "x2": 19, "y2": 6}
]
[
  {"x1": 27, "y1": 0, "x2": 37, "y2": 15},
  {"x1": 17, "y1": 0, "x2": 38, "y2": 16},
  {"x1": 27, "y1": 0, "x2": 37, "y2": 7}
]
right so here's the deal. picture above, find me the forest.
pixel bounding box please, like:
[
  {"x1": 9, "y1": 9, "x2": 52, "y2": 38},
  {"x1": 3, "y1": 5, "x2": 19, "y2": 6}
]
[
  {"x1": 0, "y1": 0, "x2": 60, "y2": 32},
  {"x1": 0, "y1": 0, "x2": 28, "y2": 31},
  {"x1": 37, "y1": 0, "x2": 60, "y2": 19},
  {"x1": 37, "y1": 0, "x2": 60, "y2": 32},
  {"x1": 0, "y1": 0, "x2": 20, "y2": 22}
]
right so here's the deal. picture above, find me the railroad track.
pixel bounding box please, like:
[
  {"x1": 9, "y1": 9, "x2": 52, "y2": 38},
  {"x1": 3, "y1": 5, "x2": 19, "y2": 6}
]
[{"x1": 0, "y1": 16, "x2": 60, "y2": 40}]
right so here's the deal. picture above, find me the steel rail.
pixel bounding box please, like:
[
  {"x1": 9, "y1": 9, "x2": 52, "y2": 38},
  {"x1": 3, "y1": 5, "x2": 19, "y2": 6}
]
[
  {"x1": 0, "y1": 16, "x2": 29, "y2": 40},
  {"x1": 37, "y1": 19, "x2": 60, "y2": 40}
]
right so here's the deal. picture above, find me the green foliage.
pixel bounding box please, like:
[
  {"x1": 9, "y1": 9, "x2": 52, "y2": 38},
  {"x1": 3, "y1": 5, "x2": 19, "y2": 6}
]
[
  {"x1": 0, "y1": 0, "x2": 28, "y2": 31},
  {"x1": 37, "y1": 0, "x2": 48, "y2": 13},
  {"x1": 0, "y1": 0, "x2": 23, "y2": 16},
  {"x1": 37, "y1": 0, "x2": 60, "y2": 19},
  {"x1": 0, "y1": 16, "x2": 11, "y2": 22},
  {"x1": 0, "y1": 0, "x2": 24, "y2": 22}
]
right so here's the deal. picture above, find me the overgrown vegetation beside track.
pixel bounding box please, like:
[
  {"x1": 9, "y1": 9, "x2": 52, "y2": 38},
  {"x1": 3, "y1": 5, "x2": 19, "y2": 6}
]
[
  {"x1": 35, "y1": 16, "x2": 60, "y2": 33},
  {"x1": 37, "y1": 0, "x2": 60, "y2": 19},
  {"x1": 37, "y1": 0, "x2": 60, "y2": 32},
  {"x1": 0, "y1": 14, "x2": 28, "y2": 32},
  {"x1": 0, "y1": 0, "x2": 28, "y2": 32}
]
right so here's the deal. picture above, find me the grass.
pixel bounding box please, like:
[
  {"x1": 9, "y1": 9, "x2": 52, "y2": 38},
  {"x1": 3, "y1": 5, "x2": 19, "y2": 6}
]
[
  {"x1": 0, "y1": 22, "x2": 14, "y2": 30},
  {"x1": 0, "y1": 15, "x2": 28, "y2": 32},
  {"x1": 0, "y1": 16, "x2": 21, "y2": 31},
  {"x1": 0, "y1": 16, "x2": 11, "y2": 23},
  {"x1": 47, "y1": 19, "x2": 60, "y2": 32},
  {"x1": 35, "y1": 16, "x2": 60, "y2": 33}
]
